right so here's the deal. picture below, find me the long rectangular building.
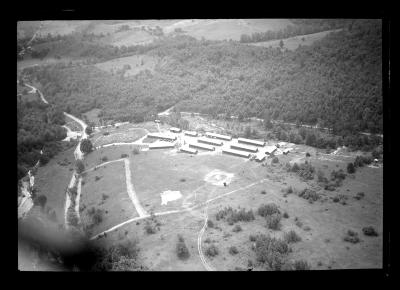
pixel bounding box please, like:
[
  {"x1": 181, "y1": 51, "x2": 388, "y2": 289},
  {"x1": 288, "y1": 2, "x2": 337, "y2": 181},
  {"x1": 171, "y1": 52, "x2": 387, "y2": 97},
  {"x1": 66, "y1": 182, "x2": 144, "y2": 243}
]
[
  {"x1": 147, "y1": 133, "x2": 177, "y2": 141},
  {"x1": 205, "y1": 132, "x2": 232, "y2": 141},
  {"x1": 179, "y1": 147, "x2": 198, "y2": 154},
  {"x1": 230, "y1": 143, "x2": 258, "y2": 153},
  {"x1": 170, "y1": 127, "x2": 182, "y2": 133},
  {"x1": 184, "y1": 131, "x2": 198, "y2": 137},
  {"x1": 198, "y1": 137, "x2": 223, "y2": 146},
  {"x1": 238, "y1": 137, "x2": 265, "y2": 147},
  {"x1": 189, "y1": 142, "x2": 215, "y2": 151},
  {"x1": 149, "y1": 141, "x2": 175, "y2": 149},
  {"x1": 222, "y1": 148, "x2": 250, "y2": 158}
]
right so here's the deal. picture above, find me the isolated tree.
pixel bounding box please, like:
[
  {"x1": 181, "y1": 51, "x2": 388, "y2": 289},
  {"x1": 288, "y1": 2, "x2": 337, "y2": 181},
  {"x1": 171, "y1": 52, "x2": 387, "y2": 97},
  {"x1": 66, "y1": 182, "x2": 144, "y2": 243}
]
[
  {"x1": 85, "y1": 126, "x2": 93, "y2": 135},
  {"x1": 80, "y1": 139, "x2": 93, "y2": 154},
  {"x1": 244, "y1": 126, "x2": 252, "y2": 138},
  {"x1": 75, "y1": 160, "x2": 85, "y2": 174},
  {"x1": 347, "y1": 162, "x2": 355, "y2": 174},
  {"x1": 279, "y1": 40, "x2": 284, "y2": 49}
]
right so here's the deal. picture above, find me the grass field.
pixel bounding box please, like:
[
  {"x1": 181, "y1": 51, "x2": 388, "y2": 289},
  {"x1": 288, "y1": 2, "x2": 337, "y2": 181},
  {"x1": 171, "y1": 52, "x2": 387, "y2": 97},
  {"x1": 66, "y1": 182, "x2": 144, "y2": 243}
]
[
  {"x1": 85, "y1": 136, "x2": 382, "y2": 270},
  {"x1": 80, "y1": 161, "x2": 139, "y2": 237},
  {"x1": 33, "y1": 146, "x2": 76, "y2": 225}
]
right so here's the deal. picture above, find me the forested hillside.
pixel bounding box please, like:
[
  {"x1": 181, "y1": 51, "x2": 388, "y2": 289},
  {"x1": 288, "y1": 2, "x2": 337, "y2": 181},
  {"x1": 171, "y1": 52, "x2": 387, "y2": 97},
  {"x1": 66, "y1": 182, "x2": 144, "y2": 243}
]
[
  {"x1": 21, "y1": 19, "x2": 382, "y2": 138},
  {"x1": 17, "y1": 98, "x2": 68, "y2": 179}
]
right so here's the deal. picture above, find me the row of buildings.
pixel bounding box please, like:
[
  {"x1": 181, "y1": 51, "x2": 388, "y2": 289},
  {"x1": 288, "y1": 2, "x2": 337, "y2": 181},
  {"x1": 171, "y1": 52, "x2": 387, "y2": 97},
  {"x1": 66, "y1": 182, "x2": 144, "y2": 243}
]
[{"x1": 146, "y1": 128, "x2": 284, "y2": 161}]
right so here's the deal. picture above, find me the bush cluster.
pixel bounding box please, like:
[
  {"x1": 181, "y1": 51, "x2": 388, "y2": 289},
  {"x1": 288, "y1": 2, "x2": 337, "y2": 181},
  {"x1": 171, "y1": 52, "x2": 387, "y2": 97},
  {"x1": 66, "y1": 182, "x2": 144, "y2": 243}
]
[
  {"x1": 205, "y1": 245, "x2": 219, "y2": 257},
  {"x1": 362, "y1": 226, "x2": 378, "y2": 237},
  {"x1": 253, "y1": 234, "x2": 290, "y2": 270},
  {"x1": 343, "y1": 230, "x2": 361, "y2": 243},
  {"x1": 257, "y1": 203, "x2": 280, "y2": 217},
  {"x1": 176, "y1": 235, "x2": 190, "y2": 260},
  {"x1": 284, "y1": 230, "x2": 302, "y2": 243},
  {"x1": 215, "y1": 207, "x2": 255, "y2": 225},
  {"x1": 298, "y1": 189, "x2": 320, "y2": 202}
]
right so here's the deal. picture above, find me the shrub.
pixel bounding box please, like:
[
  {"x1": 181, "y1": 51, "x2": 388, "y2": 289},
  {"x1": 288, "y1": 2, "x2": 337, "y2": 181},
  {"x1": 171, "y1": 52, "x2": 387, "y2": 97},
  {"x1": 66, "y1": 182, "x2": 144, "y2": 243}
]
[
  {"x1": 291, "y1": 163, "x2": 300, "y2": 172},
  {"x1": 80, "y1": 139, "x2": 93, "y2": 154},
  {"x1": 103, "y1": 132, "x2": 110, "y2": 136},
  {"x1": 132, "y1": 147, "x2": 140, "y2": 155},
  {"x1": 204, "y1": 238, "x2": 212, "y2": 244},
  {"x1": 362, "y1": 226, "x2": 378, "y2": 237},
  {"x1": 272, "y1": 157, "x2": 279, "y2": 164},
  {"x1": 258, "y1": 203, "x2": 280, "y2": 217},
  {"x1": 293, "y1": 260, "x2": 311, "y2": 270},
  {"x1": 207, "y1": 219, "x2": 214, "y2": 228},
  {"x1": 101, "y1": 156, "x2": 108, "y2": 162},
  {"x1": 75, "y1": 160, "x2": 85, "y2": 174},
  {"x1": 286, "y1": 186, "x2": 293, "y2": 194},
  {"x1": 261, "y1": 190, "x2": 267, "y2": 195},
  {"x1": 102, "y1": 194, "x2": 109, "y2": 201},
  {"x1": 343, "y1": 230, "x2": 361, "y2": 243},
  {"x1": 333, "y1": 194, "x2": 348, "y2": 205},
  {"x1": 266, "y1": 214, "x2": 282, "y2": 230},
  {"x1": 232, "y1": 225, "x2": 242, "y2": 232},
  {"x1": 88, "y1": 208, "x2": 104, "y2": 226},
  {"x1": 317, "y1": 170, "x2": 328, "y2": 183},
  {"x1": 229, "y1": 246, "x2": 239, "y2": 255},
  {"x1": 347, "y1": 162, "x2": 355, "y2": 174},
  {"x1": 249, "y1": 235, "x2": 257, "y2": 242},
  {"x1": 354, "y1": 192, "x2": 365, "y2": 200},
  {"x1": 205, "y1": 245, "x2": 219, "y2": 257},
  {"x1": 284, "y1": 230, "x2": 302, "y2": 243},
  {"x1": 306, "y1": 152, "x2": 311, "y2": 157},
  {"x1": 95, "y1": 176, "x2": 101, "y2": 181},
  {"x1": 48, "y1": 209, "x2": 58, "y2": 222},
  {"x1": 253, "y1": 234, "x2": 290, "y2": 270},
  {"x1": 297, "y1": 162, "x2": 315, "y2": 180},
  {"x1": 176, "y1": 235, "x2": 190, "y2": 260},
  {"x1": 283, "y1": 212, "x2": 289, "y2": 218},
  {"x1": 331, "y1": 169, "x2": 346, "y2": 181},
  {"x1": 144, "y1": 220, "x2": 157, "y2": 235},
  {"x1": 298, "y1": 189, "x2": 320, "y2": 202},
  {"x1": 121, "y1": 153, "x2": 129, "y2": 158},
  {"x1": 34, "y1": 194, "x2": 47, "y2": 208}
]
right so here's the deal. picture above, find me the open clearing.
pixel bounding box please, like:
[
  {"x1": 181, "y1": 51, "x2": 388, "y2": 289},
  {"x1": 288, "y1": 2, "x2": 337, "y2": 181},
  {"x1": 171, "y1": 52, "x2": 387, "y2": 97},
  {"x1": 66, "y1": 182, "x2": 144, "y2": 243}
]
[
  {"x1": 81, "y1": 124, "x2": 382, "y2": 270},
  {"x1": 95, "y1": 55, "x2": 160, "y2": 77},
  {"x1": 247, "y1": 29, "x2": 342, "y2": 50}
]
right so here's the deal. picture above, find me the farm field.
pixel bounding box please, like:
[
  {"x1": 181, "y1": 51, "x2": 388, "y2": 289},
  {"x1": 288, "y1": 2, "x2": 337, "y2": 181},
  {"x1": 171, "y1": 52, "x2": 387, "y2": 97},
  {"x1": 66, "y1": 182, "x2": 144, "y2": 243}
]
[
  {"x1": 247, "y1": 29, "x2": 342, "y2": 50},
  {"x1": 33, "y1": 146, "x2": 76, "y2": 224},
  {"x1": 80, "y1": 161, "x2": 139, "y2": 237}
]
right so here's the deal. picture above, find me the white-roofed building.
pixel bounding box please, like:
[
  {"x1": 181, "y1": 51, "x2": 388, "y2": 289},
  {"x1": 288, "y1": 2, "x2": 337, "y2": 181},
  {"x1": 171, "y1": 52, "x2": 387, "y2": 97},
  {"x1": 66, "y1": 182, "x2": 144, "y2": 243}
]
[
  {"x1": 180, "y1": 146, "x2": 198, "y2": 154},
  {"x1": 222, "y1": 148, "x2": 250, "y2": 158},
  {"x1": 184, "y1": 131, "x2": 198, "y2": 137},
  {"x1": 170, "y1": 127, "x2": 182, "y2": 133},
  {"x1": 147, "y1": 133, "x2": 177, "y2": 141},
  {"x1": 230, "y1": 143, "x2": 258, "y2": 153},
  {"x1": 198, "y1": 137, "x2": 223, "y2": 146},
  {"x1": 149, "y1": 141, "x2": 175, "y2": 149},
  {"x1": 189, "y1": 142, "x2": 215, "y2": 151},
  {"x1": 238, "y1": 137, "x2": 265, "y2": 147},
  {"x1": 205, "y1": 132, "x2": 232, "y2": 141}
]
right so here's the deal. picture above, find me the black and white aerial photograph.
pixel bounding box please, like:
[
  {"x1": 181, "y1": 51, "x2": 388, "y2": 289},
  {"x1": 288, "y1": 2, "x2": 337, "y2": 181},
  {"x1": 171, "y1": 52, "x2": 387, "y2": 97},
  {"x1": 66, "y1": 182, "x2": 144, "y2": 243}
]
[{"x1": 17, "y1": 17, "x2": 389, "y2": 273}]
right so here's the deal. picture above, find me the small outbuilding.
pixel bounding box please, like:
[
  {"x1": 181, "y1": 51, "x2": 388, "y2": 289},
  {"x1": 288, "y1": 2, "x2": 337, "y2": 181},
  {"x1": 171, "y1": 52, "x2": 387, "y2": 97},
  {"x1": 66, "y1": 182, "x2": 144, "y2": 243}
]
[
  {"x1": 264, "y1": 145, "x2": 277, "y2": 155},
  {"x1": 170, "y1": 127, "x2": 182, "y2": 133},
  {"x1": 184, "y1": 131, "x2": 198, "y2": 137}
]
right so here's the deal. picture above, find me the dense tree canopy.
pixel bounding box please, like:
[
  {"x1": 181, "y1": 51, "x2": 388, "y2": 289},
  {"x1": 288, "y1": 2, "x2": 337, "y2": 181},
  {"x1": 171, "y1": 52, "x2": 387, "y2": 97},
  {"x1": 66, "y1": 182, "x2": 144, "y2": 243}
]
[{"x1": 21, "y1": 19, "x2": 382, "y2": 142}]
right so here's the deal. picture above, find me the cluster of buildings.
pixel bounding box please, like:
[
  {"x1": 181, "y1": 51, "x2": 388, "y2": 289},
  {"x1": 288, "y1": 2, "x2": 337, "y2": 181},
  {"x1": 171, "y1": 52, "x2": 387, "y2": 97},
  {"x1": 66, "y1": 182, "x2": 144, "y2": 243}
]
[{"x1": 146, "y1": 127, "x2": 291, "y2": 162}]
